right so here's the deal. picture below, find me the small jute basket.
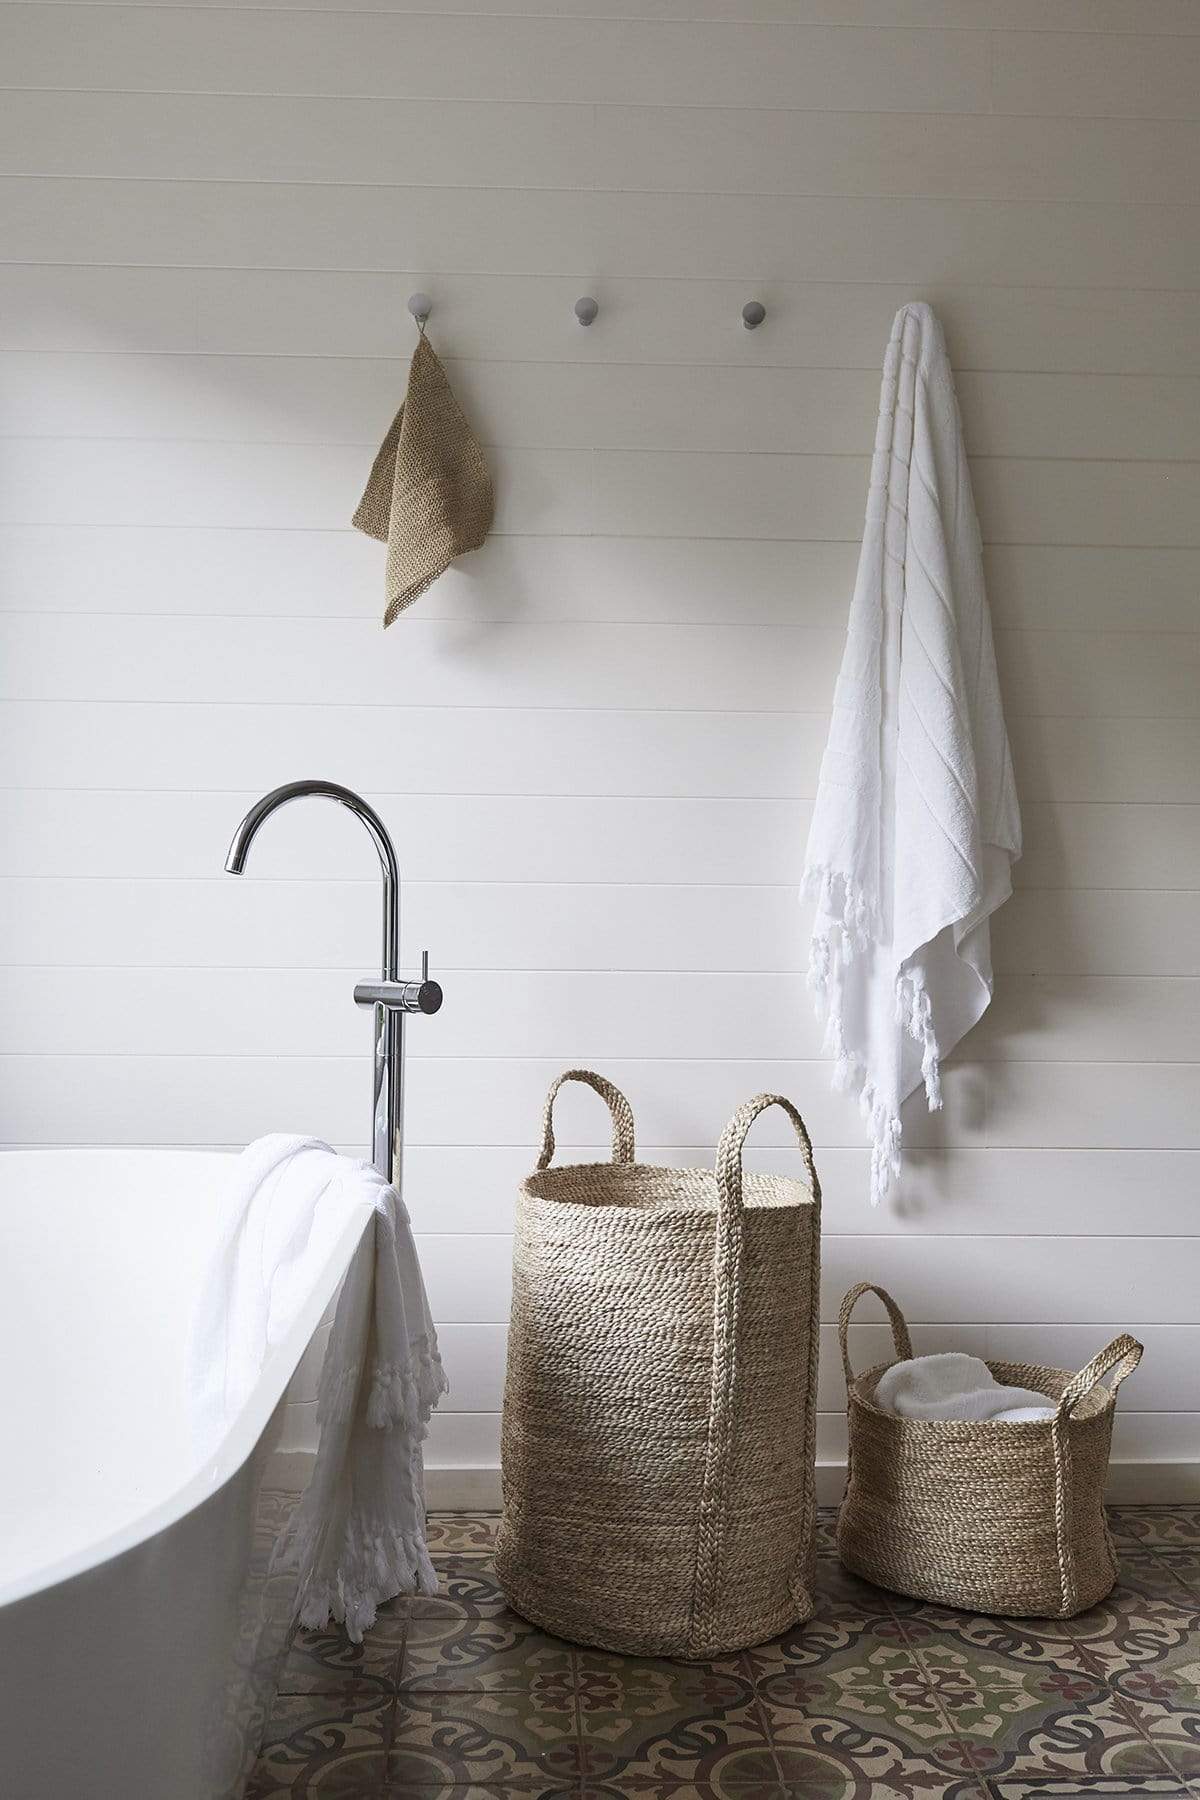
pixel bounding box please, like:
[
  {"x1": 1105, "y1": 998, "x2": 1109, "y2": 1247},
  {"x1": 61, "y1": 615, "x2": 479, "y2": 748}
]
[
  {"x1": 837, "y1": 1283, "x2": 1143, "y2": 1619},
  {"x1": 494, "y1": 1069, "x2": 822, "y2": 1659}
]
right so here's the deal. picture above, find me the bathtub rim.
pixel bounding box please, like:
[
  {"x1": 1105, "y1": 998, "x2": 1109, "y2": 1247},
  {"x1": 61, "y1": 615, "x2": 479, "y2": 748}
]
[{"x1": 0, "y1": 1146, "x2": 376, "y2": 1612}]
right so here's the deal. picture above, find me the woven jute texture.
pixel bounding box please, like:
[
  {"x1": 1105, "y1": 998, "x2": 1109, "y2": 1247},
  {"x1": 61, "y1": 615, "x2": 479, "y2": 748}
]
[
  {"x1": 494, "y1": 1069, "x2": 822, "y2": 1660},
  {"x1": 352, "y1": 330, "x2": 494, "y2": 627},
  {"x1": 836, "y1": 1283, "x2": 1143, "y2": 1619}
]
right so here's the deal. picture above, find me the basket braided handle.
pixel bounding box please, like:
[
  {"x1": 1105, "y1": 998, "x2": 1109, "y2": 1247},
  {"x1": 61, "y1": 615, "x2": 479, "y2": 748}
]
[
  {"x1": 838, "y1": 1283, "x2": 914, "y2": 1387},
  {"x1": 691, "y1": 1094, "x2": 821, "y2": 1653},
  {"x1": 715, "y1": 1093, "x2": 821, "y2": 1216},
  {"x1": 536, "y1": 1069, "x2": 636, "y2": 1171},
  {"x1": 1056, "y1": 1334, "x2": 1143, "y2": 1421}
]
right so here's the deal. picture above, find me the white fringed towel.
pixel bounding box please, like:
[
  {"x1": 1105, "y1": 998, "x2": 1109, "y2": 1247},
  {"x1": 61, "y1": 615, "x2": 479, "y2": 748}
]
[
  {"x1": 803, "y1": 303, "x2": 1021, "y2": 1205},
  {"x1": 188, "y1": 1135, "x2": 447, "y2": 1642},
  {"x1": 874, "y1": 1353, "x2": 1054, "y2": 1424}
]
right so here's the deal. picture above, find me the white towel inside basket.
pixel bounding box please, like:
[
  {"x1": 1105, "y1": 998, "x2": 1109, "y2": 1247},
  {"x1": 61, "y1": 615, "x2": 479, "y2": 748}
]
[{"x1": 873, "y1": 1352, "x2": 1055, "y2": 1423}]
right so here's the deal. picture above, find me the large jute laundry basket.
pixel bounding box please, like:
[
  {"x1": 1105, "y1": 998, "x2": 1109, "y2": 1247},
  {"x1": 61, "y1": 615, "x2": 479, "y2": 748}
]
[
  {"x1": 494, "y1": 1069, "x2": 822, "y2": 1659},
  {"x1": 837, "y1": 1283, "x2": 1143, "y2": 1619}
]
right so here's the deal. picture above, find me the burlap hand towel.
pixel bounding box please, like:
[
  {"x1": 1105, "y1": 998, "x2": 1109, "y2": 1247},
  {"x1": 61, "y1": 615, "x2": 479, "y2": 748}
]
[{"x1": 352, "y1": 331, "x2": 494, "y2": 627}]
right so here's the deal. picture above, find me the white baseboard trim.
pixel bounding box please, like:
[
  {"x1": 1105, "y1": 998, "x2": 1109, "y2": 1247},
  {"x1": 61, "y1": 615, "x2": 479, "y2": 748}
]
[
  {"x1": 273, "y1": 1454, "x2": 1197, "y2": 1513},
  {"x1": 426, "y1": 1466, "x2": 504, "y2": 1510},
  {"x1": 1102, "y1": 1460, "x2": 1200, "y2": 1503},
  {"x1": 424, "y1": 1459, "x2": 1199, "y2": 1513}
]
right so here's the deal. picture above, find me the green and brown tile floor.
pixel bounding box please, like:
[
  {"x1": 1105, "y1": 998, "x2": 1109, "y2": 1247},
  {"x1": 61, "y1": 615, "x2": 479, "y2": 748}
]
[{"x1": 248, "y1": 1504, "x2": 1200, "y2": 1800}]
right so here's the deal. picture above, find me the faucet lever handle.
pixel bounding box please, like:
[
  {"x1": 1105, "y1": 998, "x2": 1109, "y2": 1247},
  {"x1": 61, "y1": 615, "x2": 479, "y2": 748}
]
[{"x1": 354, "y1": 952, "x2": 443, "y2": 1017}]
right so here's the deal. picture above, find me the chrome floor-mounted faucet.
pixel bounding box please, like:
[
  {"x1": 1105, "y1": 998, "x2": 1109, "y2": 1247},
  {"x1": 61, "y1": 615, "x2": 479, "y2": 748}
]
[{"x1": 223, "y1": 779, "x2": 442, "y2": 1186}]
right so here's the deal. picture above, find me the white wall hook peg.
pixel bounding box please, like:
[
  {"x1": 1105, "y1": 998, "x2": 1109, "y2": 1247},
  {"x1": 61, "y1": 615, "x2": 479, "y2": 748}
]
[{"x1": 407, "y1": 292, "x2": 432, "y2": 328}]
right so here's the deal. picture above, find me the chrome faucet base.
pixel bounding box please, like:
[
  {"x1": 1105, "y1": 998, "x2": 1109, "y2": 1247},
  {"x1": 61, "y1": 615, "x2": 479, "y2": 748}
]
[{"x1": 223, "y1": 779, "x2": 441, "y2": 1186}]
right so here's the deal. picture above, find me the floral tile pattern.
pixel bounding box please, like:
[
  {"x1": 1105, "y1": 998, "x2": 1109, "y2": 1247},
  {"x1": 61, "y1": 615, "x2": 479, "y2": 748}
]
[
  {"x1": 1108, "y1": 1511, "x2": 1200, "y2": 1551},
  {"x1": 402, "y1": 1615, "x2": 574, "y2": 1693},
  {"x1": 406, "y1": 1556, "x2": 510, "y2": 1620},
  {"x1": 279, "y1": 1618, "x2": 408, "y2": 1696},
  {"x1": 245, "y1": 1506, "x2": 1200, "y2": 1798},
  {"x1": 248, "y1": 1691, "x2": 392, "y2": 1795},
  {"x1": 386, "y1": 1690, "x2": 580, "y2": 1789}
]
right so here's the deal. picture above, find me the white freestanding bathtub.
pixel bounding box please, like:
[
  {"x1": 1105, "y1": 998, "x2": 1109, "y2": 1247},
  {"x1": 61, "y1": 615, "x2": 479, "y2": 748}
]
[{"x1": 0, "y1": 1148, "x2": 376, "y2": 1800}]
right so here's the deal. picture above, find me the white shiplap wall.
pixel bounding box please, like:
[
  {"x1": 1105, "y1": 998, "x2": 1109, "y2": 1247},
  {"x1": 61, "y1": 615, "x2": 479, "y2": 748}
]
[{"x1": 1, "y1": 0, "x2": 1198, "y2": 1496}]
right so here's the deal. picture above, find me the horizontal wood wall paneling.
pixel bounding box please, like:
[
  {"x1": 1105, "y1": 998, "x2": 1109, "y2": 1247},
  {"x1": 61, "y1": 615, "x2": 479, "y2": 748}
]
[
  {"x1": 3, "y1": 878, "x2": 1197, "y2": 977},
  {"x1": 969, "y1": 458, "x2": 1200, "y2": 551},
  {"x1": 0, "y1": 93, "x2": 598, "y2": 192},
  {"x1": 3, "y1": 530, "x2": 1198, "y2": 636},
  {"x1": 976, "y1": 975, "x2": 1200, "y2": 1063},
  {"x1": 406, "y1": 1055, "x2": 1165, "y2": 1154},
  {"x1": 0, "y1": 528, "x2": 864, "y2": 623},
  {"x1": 0, "y1": 1123, "x2": 1193, "y2": 1243},
  {"x1": 956, "y1": 372, "x2": 1200, "y2": 464},
  {"x1": 0, "y1": 712, "x2": 833, "y2": 803},
  {"x1": 5, "y1": 269, "x2": 1200, "y2": 379},
  {"x1": 3, "y1": 354, "x2": 852, "y2": 453},
  {"x1": 1015, "y1": 804, "x2": 1200, "y2": 891},
  {"x1": 0, "y1": 793, "x2": 814, "y2": 885},
  {"x1": 0, "y1": 615, "x2": 846, "y2": 712},
  {"x1": 4, "y1": 614, "x2": 1195, "y2": 719},
  {"x1": 0, "y1": 965, "x2": 844, "y2": 1059},
  {"x1": 980, "y1": 547, "x2": 1200, "y2": 634},
  {"x1": 0, "y1": 967, "x2": 1195, "y2": 1063},
  {"x1": 412, "y1": 1230, "x2": 1200, "y2": 1326},
  {"x1": 0, "y1": 1052, "x2": 981, "y2": 1154},
  {"x1": 1, "y1": 712, "x2": 1195, "y2": 806},
  {"x1": 994, "y1": 629, "x2": 1200, "y2": 721},
  {"x1": 430, "y1": 1326, "x2": 504, "y2": 1415},
  {"x1": 423, "y1": 1412, "x2": 498, "y2": 1470},
  {"x1": 0, "y1": 10, "x2": 995, "y2": 109},
  {"x1": 992, "y1": 891, "x2": 1200, "y2": 977},
  {"x1": 597, "y1": 109, "x2": 1200, "y2": 206},
  {"x1": 0, "y1": 797, "x2": 1195, "y2": 894},
  {"x1": 984, "y1": 1062, "x2": 1200, "y2": 1150},
  {"x1": 0, "y1": 876, "x2": 813, "y2": 974},
  {"x1": 1009, "y1": 718, "x2": 1200, "y2": 804},
  {"x1": 7, "y1": 92, "x2": 1200, "y2": 206},
  {"x1": 3, "y1": 0, "x2": 1196, "y2": 1481},
  {"x1": 29, "y1": 2, "x2": 1200, "y2": 31},
  {"x1": 2, "y1": 1051, "x2": 1195, "y2": 1151},
  {"x1": 0, "y1": 439, "x2": 596, "y2": 536},
  {"x1": 388, "y1": 1145, "x2": 1200, "y2": 1241},
  {"x1": 4, "y1": 355, "x2": 1199, "y2": 463},
  {"x1": 5, "y1": 181, "x2": 1197, "y2": 289},
  {"x1": 993, "y1": 30, "x2": 1200, "y2": 119},
  {"x1": 429, "y1": 1322, "x2": 1193, "y2": 1414},
  {"x1": 967, "y1": 1326, "x2": 1190, "y2": 1415}
]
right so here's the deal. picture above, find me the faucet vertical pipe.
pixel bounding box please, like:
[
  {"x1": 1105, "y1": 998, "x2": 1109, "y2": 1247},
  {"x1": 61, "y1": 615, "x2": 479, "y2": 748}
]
[{"x1": 223, "y1": 779, "x2": 408, "y2": 1185}]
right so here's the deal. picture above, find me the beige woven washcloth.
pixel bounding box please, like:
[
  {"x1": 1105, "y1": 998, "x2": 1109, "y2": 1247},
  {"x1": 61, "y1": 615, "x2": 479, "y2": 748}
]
[{"x1": 352, "y1": 330, "x2": 494, "y2": 627}]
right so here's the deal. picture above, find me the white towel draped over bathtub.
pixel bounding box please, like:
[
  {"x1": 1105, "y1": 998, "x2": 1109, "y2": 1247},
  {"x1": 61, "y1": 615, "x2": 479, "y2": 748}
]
[
  {"x1": 802, "y1": 302, "x2": 1021, "y2": 1205},
  {"x1": 188, "y1": 1135, "x2": 446, "y2": 1642}
]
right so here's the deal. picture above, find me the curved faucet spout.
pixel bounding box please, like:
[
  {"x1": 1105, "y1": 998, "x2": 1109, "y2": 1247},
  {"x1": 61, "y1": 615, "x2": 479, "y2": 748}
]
[
  {"x1": 225, "y1": 778, "x2": 400, "y2": 977},
  {"x1": 224, "y1": 779, "x2": 434, "y2": 1184}
]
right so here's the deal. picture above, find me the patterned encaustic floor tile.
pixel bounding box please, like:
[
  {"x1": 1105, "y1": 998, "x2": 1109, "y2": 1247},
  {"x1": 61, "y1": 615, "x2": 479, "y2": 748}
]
[
  {"x1": 279, "y1": 1617, "x2": 409, "y2": 1696},
  {"x1": 1108, "y1": 1511, "x2": 1200, "y2": 1552},
  {"x1": 245, "y1": 1506, "x2": 1200, "y2": 1798},
  {"x1": 401, "y1": 1614, "x2": 574, "y2": 1693},
  {"x1": 248, "y1": 1690, "x2": 393, "y2": 1796},
  {"x1": 406, "y1": 1556, "x2": 511, "y2": 1620}
]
